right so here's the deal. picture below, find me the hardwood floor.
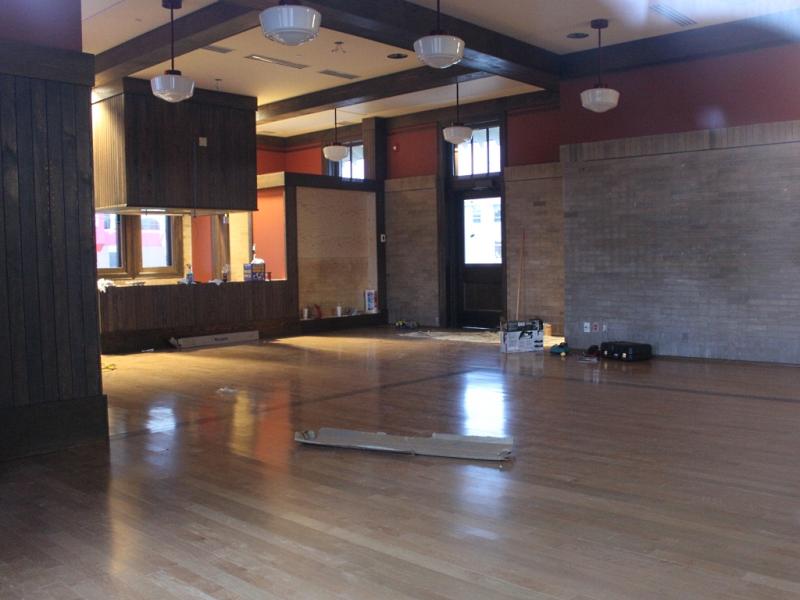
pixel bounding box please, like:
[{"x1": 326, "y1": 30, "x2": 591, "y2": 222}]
[{"x1": 2, "y1": 328, "x2": 800, "y2": 599}]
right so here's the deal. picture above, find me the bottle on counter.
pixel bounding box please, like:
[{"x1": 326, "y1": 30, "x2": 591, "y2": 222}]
[
  {"x1": 186, "y1": 264, "x2": 194, "y2": 284},
  {"x1": 221, "y1": 264, "x2": 230, "y2": 283}
]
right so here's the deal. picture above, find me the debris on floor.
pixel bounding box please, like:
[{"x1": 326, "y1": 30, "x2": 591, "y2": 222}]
[
  {"x1": 295, "y1": 428, "x2": 514, "y2": 461},
  {"x1": 102, "y1": 363, "x2": 117, "y2": 371}
]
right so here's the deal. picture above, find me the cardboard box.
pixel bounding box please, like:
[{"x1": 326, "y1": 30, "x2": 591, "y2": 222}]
[{"x1": 500, "y1": 319, "x2": 544, "y2": 353}]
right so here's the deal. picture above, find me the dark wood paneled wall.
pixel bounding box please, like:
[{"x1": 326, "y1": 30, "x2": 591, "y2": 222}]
[
  {"x1": 0, "y1": 45, "x2": 107, "y2": 460},
  {"x1": 98, "y1": 282, "x2": 297, "y2": 353}
]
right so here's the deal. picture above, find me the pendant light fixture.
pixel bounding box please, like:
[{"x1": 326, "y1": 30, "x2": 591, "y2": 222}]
[
  {"x1": 580, "y1": 19, "x2": 620, "y2": 113},
  {"x1": 443, "y1": 82, "x2": 473, "y2": 145},
  {"x1": 151, "y1": 0, "x2": 196, "y2": 103},
  {"x1": 323, "y1": 108, "x2": 349, "y2": 162},
  {"x1": 414, "y1": 0, "x2": 465, "y2": 69},
  {"x1": 260, "y1": 0, "x2": 322, "y2": 46}
]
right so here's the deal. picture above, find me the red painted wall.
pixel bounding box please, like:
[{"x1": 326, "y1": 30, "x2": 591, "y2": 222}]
[
  {"x1": 0, "y1": 0, "x2": 82, "y2": 51},
  {"x1": 506, "y1": 108, "x2": 561, "y2": 166},
  {"x1": 285, "y1": 145, "x2": 323, "y2": 174},
  {"x1": 252, "y1": 188, "x2": 287, "y2": 280},
  {"x1": 257, "y1": 148, "x2": 286, "y2": 174},
  {"x1": 191, "y1": 216, "x2": 213, "y2": 283},
  {"x1": 560, "y1": 43, "x2": 800, "y2": 145},
  {"x1": 387, "y1": 125, "x2": 438, "y2": 179}
]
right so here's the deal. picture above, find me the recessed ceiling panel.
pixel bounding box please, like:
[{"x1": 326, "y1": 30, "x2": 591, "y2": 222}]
[
  {"x1": 406, "y1": 0, "x2": 800, "y2": 53},
  {"x1": 132, "y1": 27, "x2": 419, "y2": 104}
]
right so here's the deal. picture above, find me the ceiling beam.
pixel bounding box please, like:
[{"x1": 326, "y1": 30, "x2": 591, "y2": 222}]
[
  {"x1": 256, "y1": 66, "x2": 490, "y2": 123},
  {"x1": 225, "y1": 0, "x2": 561, "y2": 89},
  {"x1": 560, "y1": 8, "x2": 800, "y2": 79},
  {"x1": 94, "y1": 1, "x2": 258, "y2": 88}
]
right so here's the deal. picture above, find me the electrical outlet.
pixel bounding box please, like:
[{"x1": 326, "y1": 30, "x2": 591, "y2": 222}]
[
  {"x1": 602, "y1": 323, "x2": 608, "y2": 332},
  {"x1": 583, "y1": 321, "x2": 591, "y2": 333},
  {"x1": 592, "y1": 322, "x2": 599, "y2": 332}
]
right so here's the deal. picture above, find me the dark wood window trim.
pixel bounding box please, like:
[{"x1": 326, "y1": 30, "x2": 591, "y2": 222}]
[{"x1": 98, "y1": 215, "x2": 183, "y2": 280}]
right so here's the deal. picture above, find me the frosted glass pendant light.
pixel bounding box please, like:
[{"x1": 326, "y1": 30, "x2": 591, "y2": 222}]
[
  {"x1": 580, "y1": 19, "x2": 620, "y2": 113},
  {"x1": 414, "y1": 0, "x2": 465, "y2": 69},
  {"x1": 260, "y1": 1, "x2": 322, "y2": 46},
  {"x1": 323, "y1": 108, "x2": 349, "y2": 162},
  {"x1": 151, "y1": 0, "x2": 195, "y2": 103},
  {"x1": 442, "y1": 82, "x2": 472, "y2": 145}
]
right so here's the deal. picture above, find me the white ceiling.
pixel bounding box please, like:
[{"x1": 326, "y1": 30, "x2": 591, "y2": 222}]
[
  {"x1": 82, "y1": 0, "x2": 217, "y2": 55},
  {"x1": 132, "y1": 26, "x2": 419, "y2": 105},
  {"x1": 257, "y1": 76, "x2": 539, "y2": 137},
  {"x1": 409, "y1": 0, "x2": 800, "y2": 53},
  {"x1": 83, "y1": 0, "x2": 800, "y2": 136}
]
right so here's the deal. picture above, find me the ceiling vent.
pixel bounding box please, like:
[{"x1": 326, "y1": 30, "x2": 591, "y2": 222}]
[
  {"x1": 318, "y1": 69, "x2": 360, "y2": 80},
  {"x1": 650, "y1": 4, "x2": 697, "y2": 27},
  {"x1": 245, "y1": 54, "x2": 309, "y2": 69},
  {"x1": 202, "y1": 44, "x2": 234, "y2": 54}
]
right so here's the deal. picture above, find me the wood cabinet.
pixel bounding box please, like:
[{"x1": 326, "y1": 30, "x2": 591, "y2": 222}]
[{"x1": 93, "y1": 78, "x2": 257, "y2": 213}]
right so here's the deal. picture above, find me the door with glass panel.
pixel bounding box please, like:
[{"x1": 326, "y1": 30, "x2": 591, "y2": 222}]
[{"x1": 458, "y1": 194, "x2": 504, "y2": 328}]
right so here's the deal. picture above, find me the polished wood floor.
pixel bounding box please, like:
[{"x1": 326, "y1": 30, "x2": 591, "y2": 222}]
[{"x1": 2, "y1": 329, "x2": 800, "y2": 599}]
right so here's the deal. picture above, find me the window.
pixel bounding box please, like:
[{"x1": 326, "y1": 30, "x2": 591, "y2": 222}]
[
  {"x1": 327, "y1": 143, "x2": 365, "y2": 180},
  {"x1": 453, "y1": 125, "x2": 501, "y2": 177},
  {"x1": 463, "y1": 197, "x2": 502, "y2": 265},
  {"x1": 96, "y1": 214, "x2": 183, "y2": 278},
  {"x1": 95, "y1": 214, "x2": 121, "y2": 269}
]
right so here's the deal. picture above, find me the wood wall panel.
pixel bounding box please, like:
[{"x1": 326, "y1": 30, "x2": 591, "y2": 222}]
[
  {"x1": 0, "y1": 45, "x2": 106, "y2": 458},
  {"x1": 98, "y1": 282, "x2": 297, "y2": 352}
]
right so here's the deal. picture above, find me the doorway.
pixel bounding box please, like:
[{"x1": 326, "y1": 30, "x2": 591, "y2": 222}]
[{"x1": 454, "y1": 193, "x2": 504, "y2": 328}]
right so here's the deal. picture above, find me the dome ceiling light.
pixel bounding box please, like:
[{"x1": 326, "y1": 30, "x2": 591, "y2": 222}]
[
  {"x1": 414, "y1": 0, "x2": 465, "y2": 69},
  {"x1": 442, "y1": 82, "x2": 473, "y2": 145},
  {"x1": 580, "y1": 19, "x2": 620, "y2": 113},
  {"x1": 322, "y1": 108, "x2": 349, "y2": 162},
  {"x1": 260, "y1": 0, "x2": 322, "y2": 46},
  {"x1": 151, "y1": 0, "x2": 196, "y2": 103}
]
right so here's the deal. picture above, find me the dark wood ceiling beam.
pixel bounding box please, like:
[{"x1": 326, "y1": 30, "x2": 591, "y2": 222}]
[
  {"x1": 228, "y1": 0, "x2": 560, "y2": 89},
  {"x1": 94, "y1": 1, "x2": 258, "y2": 88},
  {"x1": 256, "y1": 66, "x2": 489, "y2": 123},
  {"x1": 561, "y1": 9, "x2": 800, "y2": 79}
]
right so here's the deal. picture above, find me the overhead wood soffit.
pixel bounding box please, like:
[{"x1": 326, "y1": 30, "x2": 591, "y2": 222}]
[
  {"x1": 256, "y1": 66, "x2": 491, "y2": 124},
  {"x1": 560, "y1": 7, "x2": 800, "y2": 79},
  {"x1": 94, "y1": 0, "x2": 560, "y2": 90}
]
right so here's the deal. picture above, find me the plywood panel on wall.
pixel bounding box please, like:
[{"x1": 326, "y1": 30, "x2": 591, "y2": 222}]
[
  {"x1": 563, "y1": 120, "x2": 800, "y2": 363},
  {"x1": 296, "y1": 187, "x2": 377, "y2": 314},
  {"x1": 384, "y1": 175, "x2": 440, "y2": 326}
]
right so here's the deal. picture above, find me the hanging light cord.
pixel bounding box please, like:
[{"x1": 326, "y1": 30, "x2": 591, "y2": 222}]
[
  {"x1": 333, "y1": 107, "x2": 338, "y2": 143},
  {"x1": 455, "y1": 82, "x2": 460, "y2": 123},
  {"x1": 170, "y1": 5, "x2": 176, "y2": 72},
  {"x1": 436, "y1": 0, "x2": 441, "y2": 32},
  {"x1": 596, "y1": 25, "x2": 603, "y2": 87}
]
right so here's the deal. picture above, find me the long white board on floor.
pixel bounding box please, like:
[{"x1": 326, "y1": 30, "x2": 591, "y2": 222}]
[
  {"x1": 295, "y1": 428, "x2": 514, "y2": 461},
  {"x1": 169, "y1": 330, "x2": 259, "y2": 350}
]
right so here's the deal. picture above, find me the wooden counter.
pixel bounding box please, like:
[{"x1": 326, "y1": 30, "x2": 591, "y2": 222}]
[{"x1": 98, "y1": 281, "x2": 297, "y2": 353}]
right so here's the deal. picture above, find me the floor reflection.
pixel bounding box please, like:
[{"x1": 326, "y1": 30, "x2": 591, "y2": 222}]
[
  {"x1": 145, "y1": 406, "x2": 176, "y2": 433},
  {"x1": 462, "y1": 371, "x2": 508, "y2": 437}
]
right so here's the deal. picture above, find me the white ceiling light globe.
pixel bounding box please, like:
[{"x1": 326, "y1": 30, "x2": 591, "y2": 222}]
[
  {"x1": 259, "y1": 4, "x2": 322, "y2": 46},
  {"x1": 413, "y1": 34, "x2": 465, "y2": 68},
  {"x1": 151, "y1": 70, "x2": 195, "y2": 103},
  {"x1": 443, "y1": 124, "x2": 473, "y2": 145},
  {"x1": 323, "y1": 144, "x2": 349, "y2": 162},
  {"x1": 580, "y1": 86, "x2": 620, "y2": 113}
]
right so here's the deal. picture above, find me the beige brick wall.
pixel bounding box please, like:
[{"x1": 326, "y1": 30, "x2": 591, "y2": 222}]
[
  {"x1": 504, "y1": 163, "x2": 565, "y2": 334},
  {"x1": 385, "y1": 176, "x2": 440, "y2": 326},
  {"x1": 562, "y1": 120, "x2": 800, "y2": 362}
]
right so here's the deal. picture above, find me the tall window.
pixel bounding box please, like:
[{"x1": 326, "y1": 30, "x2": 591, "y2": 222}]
[
  {"x1": 453, "y1": 125, "x2": 501, "y2": 177},
  {"x1": 327, "y1": 143, "x2": 365, "y2": 180},
  {"x1": 96, "y1": 214, "x2": 182, "y2": 278}
]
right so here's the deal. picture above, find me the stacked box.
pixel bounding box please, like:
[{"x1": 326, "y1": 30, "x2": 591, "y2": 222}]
[{"x1": 500, "y1": 319, "x2": 544, "y2": 353}]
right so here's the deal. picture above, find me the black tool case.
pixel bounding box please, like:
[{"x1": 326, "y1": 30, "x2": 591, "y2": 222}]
[{"x1": 600, "y1": 341, "x2": 653, "y2": 362}]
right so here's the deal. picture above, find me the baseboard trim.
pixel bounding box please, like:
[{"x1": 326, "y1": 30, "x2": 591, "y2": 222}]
[{"x1": 0, "y1": 395, "x2": 109, "y2": 461}]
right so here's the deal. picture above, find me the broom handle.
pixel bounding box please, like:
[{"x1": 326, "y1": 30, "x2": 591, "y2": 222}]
[{"x1": 515, "y1": 228, "x2": 525, "y2": 321}]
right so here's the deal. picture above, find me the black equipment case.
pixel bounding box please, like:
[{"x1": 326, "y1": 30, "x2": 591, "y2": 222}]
[{"x1": 600, "y1": 341, "x2": 653, "y2": 362}]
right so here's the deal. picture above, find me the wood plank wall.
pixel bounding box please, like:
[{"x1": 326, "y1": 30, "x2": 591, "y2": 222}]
[{"x1": 0, "y1": 48, "x2": 107, "y2": 459}]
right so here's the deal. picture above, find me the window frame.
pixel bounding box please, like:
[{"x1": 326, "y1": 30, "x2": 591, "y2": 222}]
[
  {"x1": 451, "y1": 123, "x2": 503, "y2": 179},
  {"x1": 325, "y1": 142, "x2": 365, "y2": 180},
  {"x1": 96, "y1": 214, "x2": 184, "y2": 279}
]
